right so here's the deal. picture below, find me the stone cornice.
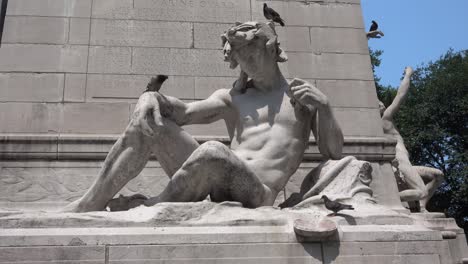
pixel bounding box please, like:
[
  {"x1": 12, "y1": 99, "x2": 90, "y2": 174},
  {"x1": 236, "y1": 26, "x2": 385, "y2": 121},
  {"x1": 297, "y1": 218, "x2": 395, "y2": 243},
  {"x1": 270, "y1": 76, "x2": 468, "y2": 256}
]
[{"x1": 0, "y1": 134, "x2": 396, "y2": 161}]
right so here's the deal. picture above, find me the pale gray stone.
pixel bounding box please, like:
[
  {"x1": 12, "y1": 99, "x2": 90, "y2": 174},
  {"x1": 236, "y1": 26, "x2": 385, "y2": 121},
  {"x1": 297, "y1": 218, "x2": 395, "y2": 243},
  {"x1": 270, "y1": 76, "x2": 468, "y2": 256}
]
[
  {"x1": 310, "y1": 27, "x2": 369, "y2": 54},
  {"x1": 90, "y1": 19, "x2": 193, "y2": 48},
  {"x1": 0, "y1": 73, "x2": 64, "y2": 102},
  {"x1": 64, "y1": 74, "x2": 86, "y2": 102},
  {"x1": 194, "y1": 77, "x2": 233, "y2": 99},
  {"x1": 316, "y1": 80, "x2": 378, "y2": 108},
  {"x1": 333, "y1": 107, "x2": 384, "y2": 136},
  {"x1": 0, "y1": 246, "x2": 105, "y2": 263},
  {"x1": 276, "y1": 26, "x2": 313, "y2": 52},
  {"x1": 59, "y1": 103, "x2": 131, "y2": 134},
  {"x1": 86, "y1": 75, "x2": 195, "y2": 101},
  {"x1": 0, "y1": 103, "x2": 60, "y2": 133},
  {"x1": 132, "y1": 48, "x2": 234, "y2": 76},
  {"x1": 251, "y1": 1, "x2": 364, "y2": 28},
  {"x1": 69, "y1": 18, "x2": 91, "y2": 45},
  {"x1": 2, "y1": 16, "x2": 69, "y2": 44},
  {"x1": 108, "y1": 243, "x2": 322, "y2": 263},
  {"x1": 92, "y1": 0, "x2": 251, "y2": 23},
  {"x1": 0, "y1": 44, "x2": 88, "y2": 73},
  {"x1": 88, "y1": 46, "x2": 132, "y2": 74},
  {"x1": 194, "y1": 23, "x2": 229, "y2": 49},
  {"x1": 286, "y1": 52, "x2": 374, "y2": 80},
  {"x1": 7, "y1": 0, "x2": 92, "y2": 17}
]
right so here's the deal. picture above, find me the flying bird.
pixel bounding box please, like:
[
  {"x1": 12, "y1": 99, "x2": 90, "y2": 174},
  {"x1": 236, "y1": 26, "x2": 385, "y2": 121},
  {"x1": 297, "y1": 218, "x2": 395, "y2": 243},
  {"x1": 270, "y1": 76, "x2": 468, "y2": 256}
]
[
  {"x1": 145, "y1": 75, "x2": 168, "y2": 93},
  {"x1": 263, "y1": 3, "x2": 285, "y2": 27},
  {"x1": 321, "y1": 195, "x2": 354, "y2": 216},
  {"x1": 369, "y1": 20, "x2": 378, "y2": 32}
]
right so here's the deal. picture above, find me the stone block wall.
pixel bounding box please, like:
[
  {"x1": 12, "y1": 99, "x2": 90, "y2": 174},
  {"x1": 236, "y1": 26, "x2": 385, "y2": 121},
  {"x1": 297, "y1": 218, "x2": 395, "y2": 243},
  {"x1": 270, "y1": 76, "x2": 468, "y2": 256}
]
[{"x1": 0, "y1": 0, "x2": 382, "y2": 137}]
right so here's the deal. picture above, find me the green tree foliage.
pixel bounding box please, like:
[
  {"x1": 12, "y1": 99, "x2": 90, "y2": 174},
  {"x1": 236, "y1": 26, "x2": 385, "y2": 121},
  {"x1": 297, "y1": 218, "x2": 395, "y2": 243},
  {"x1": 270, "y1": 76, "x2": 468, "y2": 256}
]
[{"x1": 370, "y1": 48, "x2": 468, "y2": 233}]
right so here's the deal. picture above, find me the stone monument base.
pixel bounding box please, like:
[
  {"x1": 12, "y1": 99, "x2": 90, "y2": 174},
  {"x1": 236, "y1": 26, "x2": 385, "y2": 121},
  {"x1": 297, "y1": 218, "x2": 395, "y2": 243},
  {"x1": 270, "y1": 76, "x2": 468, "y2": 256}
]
[{"x1": 1, "y1": 202, "x2": 466, "y2": 264}]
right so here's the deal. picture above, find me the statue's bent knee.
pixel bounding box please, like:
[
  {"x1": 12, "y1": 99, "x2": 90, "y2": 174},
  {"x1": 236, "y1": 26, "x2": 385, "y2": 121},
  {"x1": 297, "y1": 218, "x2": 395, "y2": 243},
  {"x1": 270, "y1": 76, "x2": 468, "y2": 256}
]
[{"x1": 195, "y1": 141, "x2": 230, "y2": 160}]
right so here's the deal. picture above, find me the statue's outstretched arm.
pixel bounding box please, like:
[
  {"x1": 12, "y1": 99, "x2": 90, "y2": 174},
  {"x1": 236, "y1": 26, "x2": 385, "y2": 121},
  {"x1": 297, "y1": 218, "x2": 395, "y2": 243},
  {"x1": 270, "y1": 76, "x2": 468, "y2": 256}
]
[
  {"x1": 163, "y1": 89, "x2": 232, "y2": 126},
  {"x1": 382, "y1": 67, "x2": 414, "y2": 121}
]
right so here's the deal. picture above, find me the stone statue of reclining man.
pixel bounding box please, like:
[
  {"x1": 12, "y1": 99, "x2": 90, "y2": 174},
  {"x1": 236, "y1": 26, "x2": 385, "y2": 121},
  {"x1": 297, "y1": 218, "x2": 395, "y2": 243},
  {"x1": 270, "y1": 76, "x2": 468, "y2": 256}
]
[{"x1": 63, "y1": 21, "x2": 344, "y2": 213}]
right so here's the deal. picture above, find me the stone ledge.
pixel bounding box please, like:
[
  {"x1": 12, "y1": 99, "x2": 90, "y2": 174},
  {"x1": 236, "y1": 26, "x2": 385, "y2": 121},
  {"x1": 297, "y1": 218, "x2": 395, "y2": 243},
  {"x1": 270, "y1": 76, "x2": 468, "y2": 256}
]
[{"x1": 0, "y1": 134, "x2": 396, "y2": 161}]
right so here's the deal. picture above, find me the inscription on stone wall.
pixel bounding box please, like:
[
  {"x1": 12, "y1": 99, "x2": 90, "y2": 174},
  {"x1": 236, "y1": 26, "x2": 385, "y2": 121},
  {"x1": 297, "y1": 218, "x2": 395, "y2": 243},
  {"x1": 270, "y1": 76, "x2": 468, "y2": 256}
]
[{"x1": 92, "y1": 0, "x2": 250, "y2": 23}]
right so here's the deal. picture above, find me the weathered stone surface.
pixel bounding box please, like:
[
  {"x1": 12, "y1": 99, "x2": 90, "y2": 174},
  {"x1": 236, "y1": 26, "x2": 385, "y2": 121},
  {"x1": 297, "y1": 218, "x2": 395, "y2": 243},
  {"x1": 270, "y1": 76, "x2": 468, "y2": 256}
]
[
  {"x1": 276, "y1": 27, "x2": 313, "y2": 52},
  {"x1": 0, "y1": 246, "x2": 105, "y2": 263},
  {"x1": 108, "y1": 243, "x2": 322, "y2": 264},
  {"x1": 132, "y1": 48, "x2": 234, "y2": 76},
  {"x1": 251, "y1": 1, "x2": 364, "y2": 28},
  {"x1": 92, "y1": 0, "x2": 251, "y2": 23},
  {"x1": 69, "y1": 18, "x2": 91, "y2": 45},
  {"x1": 87, "y1": 74, "x2": 195, "y2": 101},
  {"x1": 194, "y1": 23, "x2": 228, "y2": 49},
  {"x1": 60, "y1": 103, "x2": 130, "y2": 133},
  {"x1": 0, "y1": 161, "x2": 166, "y2": 207},
  {"x1": 0, "y1": 44, "x2": 88, "y2": 73},
  {"x1": 323, "y1": 254, "x2": 440, "y2": 264},
  {"x1": 88, "y1": 46, "x2": 132, "y2": 74},
  {"x1": 90, "y1": 19, "x2": 193, "y2": 48},
  {"x1": 334, "y1": 108, "x2": 383, "y2": 136},
  {"x1": 310, "y1": 27, "x2": 369, "y2": 54},
  {"x1": 317, "y1": 80, "x2": 378, "y2": 108},
  {"x1": 194, "y1": 78, "x2": 233, "y2": 99},
  {"x1": 64, "y1": 74, "x2": 86, "y2": 102},
  {"x1": 286, "y1": 53, "x2": 373, "y2": 80},
  {"x1": 2, "y1": 16, "x2": 69, "y2": 44},
  {"x1": 6, "y1": 0, "x2": 92, "y2": 17},
  {"x1": 0, "y1": 103, "x2": 60, "y2": 133},
  {"x1": 0, "y1": 73, "x2": 64, "y2": 102}
]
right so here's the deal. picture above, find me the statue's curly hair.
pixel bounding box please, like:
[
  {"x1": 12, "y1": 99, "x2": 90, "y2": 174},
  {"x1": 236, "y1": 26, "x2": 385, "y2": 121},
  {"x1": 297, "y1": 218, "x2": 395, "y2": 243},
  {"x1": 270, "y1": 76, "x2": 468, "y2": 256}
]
[{"x1": 220, "y1": 21, "x2": 288, "y2": 69}]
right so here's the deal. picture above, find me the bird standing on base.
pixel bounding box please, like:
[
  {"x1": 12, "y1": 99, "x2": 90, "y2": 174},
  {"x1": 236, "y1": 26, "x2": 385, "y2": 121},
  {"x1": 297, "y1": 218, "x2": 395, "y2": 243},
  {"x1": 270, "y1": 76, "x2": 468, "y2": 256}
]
[
  {"x1": 145, "y1": 75, "x2": 168, "y2": 93},
  {"x1": 263, "y1": 3, "x2": 285, "y2": 27},
  {"x1": 321, "y1": 195, "x2": 354, "y2": 216},
  {"x1": 369, "y1": 20, "x2": 378, "y2": 32}
]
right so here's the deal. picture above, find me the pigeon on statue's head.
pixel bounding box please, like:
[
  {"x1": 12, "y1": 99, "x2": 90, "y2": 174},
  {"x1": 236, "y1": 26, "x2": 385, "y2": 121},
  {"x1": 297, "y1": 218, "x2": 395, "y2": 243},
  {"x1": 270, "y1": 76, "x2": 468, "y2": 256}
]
[{"x1": 263, "y1": 3, "x2": 285, "y2": 27}]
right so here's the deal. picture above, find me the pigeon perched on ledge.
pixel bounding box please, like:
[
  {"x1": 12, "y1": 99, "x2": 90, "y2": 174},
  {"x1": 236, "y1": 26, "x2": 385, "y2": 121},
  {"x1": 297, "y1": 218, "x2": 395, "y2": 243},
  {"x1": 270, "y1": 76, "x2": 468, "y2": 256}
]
[
  {"x1": 369, "y1": 20, "x2": 378, "y2": 32},
  {"x1": 263, "y1": 3, "x2": 285, "y2": 27},
  {"x1": 145, "y1": 75, "x2": 168, "y2": 93},
  {"x1": 321, "y1": 195, "x2": 354, "y2": 216}
]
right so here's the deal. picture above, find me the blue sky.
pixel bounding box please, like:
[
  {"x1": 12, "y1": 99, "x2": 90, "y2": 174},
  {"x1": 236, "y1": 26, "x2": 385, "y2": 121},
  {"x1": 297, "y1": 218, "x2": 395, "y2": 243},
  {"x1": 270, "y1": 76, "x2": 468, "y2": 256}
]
[{"x1": 361, "y1": 0, "x2": 468, "y2": 87}]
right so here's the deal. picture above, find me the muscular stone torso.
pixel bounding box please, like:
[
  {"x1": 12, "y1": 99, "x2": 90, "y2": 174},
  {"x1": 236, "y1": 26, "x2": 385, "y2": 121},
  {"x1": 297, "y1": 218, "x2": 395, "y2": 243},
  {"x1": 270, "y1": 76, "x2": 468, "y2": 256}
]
[{"x1": 223, "y1": 85, "x2": 315, "y2": 193}]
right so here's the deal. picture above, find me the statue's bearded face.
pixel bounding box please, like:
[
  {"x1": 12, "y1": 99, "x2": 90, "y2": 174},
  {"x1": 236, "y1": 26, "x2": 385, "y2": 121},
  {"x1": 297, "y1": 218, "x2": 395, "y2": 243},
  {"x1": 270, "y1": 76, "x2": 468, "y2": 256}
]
[{"x1": 221, "y1": 22, "x2": 287, "y2": 78}]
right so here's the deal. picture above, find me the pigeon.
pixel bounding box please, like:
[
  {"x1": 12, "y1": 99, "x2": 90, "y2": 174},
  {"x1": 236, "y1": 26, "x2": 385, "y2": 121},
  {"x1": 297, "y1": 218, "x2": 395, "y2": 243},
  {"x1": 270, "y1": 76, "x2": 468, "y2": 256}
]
[
  {"x1": 263, "y1": 3, "x2": 285, "y2": 27},
  {"x1": 321, "y1": 195, "x2": 354, "y2": 215},
  {"x1": 145, "y1": 75, "x2": 168, "y2": 93},
  {"x1": 369, "y1": 20, "x2": 378, "y2": 32}
]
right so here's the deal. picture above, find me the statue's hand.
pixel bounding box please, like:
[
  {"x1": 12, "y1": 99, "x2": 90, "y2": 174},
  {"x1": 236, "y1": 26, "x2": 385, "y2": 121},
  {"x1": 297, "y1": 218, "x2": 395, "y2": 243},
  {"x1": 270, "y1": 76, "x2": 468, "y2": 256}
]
[
  {"x1": 133, "y1": 92, "x2": 165, "y2": 137},
  {"x1": 290, "y1": 78, "x2": 329, "y2": 110},
  {"x1": 405, "y1": 66, "x2": 414, "y2": 77}
]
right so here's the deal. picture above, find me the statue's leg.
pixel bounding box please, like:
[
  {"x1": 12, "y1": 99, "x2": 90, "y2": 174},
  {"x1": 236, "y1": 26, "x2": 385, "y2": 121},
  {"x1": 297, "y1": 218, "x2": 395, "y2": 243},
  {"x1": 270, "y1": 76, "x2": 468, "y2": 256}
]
[
  {"x1": 396, "y1": 154, "x2": 428, "y2": 202},
  {"x1": 145, "y1": 141, "x2": 272, "y2": 208},
  {"x1": 414, "y1": 166, "x2": 444, "y2": 211},
  {"x1": 63, "y1": 93, "x2": 199, "y2": 212}
]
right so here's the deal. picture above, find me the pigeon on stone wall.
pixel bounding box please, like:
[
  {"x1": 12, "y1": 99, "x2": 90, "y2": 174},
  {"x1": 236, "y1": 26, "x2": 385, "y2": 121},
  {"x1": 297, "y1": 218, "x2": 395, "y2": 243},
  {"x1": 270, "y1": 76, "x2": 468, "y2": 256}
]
[
  {"x1": 145, "y1": 75, "x2": 168, "y2": 93},
  {"x1": 321, "y1": 195, "x2": 354, "y2": 216},
  {"x1": 369, "y1": 20, "x2": 378, "y2": 32},
  {"x1": 263, "y1": 3, "x2": 285, "y2": 27}
]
